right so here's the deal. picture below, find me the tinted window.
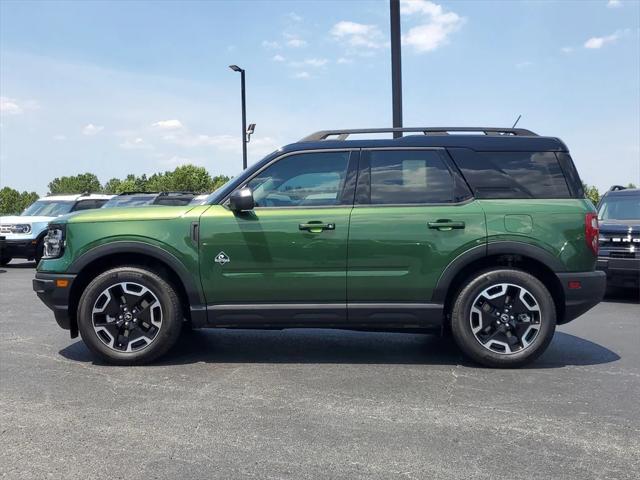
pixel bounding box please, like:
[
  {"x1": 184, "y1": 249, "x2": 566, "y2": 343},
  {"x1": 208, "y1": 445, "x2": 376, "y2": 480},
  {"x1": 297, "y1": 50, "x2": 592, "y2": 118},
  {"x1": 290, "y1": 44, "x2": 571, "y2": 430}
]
[
  {"x1": 246, "y1": 151, "x2": 350, "y2": 207},
  {"x1": 450, "y1": 149, "x2": 570, "y2": 199},
  {"x1": 103, "y1": 195, "x2": 156, "y2": 208},
  {"x1": 598, "y1": 195, "x2": 640, "y2": 220},
  {"x1": 368, "y1": 150, "x2": 454, "y2": 204},
  {"x1": 72, "y1": 200, "x2": 106, "y2": 211}
]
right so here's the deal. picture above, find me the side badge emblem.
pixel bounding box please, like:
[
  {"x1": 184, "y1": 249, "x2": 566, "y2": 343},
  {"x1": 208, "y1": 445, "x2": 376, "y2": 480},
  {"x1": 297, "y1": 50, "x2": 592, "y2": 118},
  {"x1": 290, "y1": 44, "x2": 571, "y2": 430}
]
[{"x1": 214, "y1": 251, "x2": 230, "y2": 265}]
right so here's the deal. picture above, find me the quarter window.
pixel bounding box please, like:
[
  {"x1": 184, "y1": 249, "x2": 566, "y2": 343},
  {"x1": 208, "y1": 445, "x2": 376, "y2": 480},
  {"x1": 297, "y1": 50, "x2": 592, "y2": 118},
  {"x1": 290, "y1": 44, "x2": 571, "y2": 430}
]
[
  {"x1": 246, "y1": 151, "x2": 350, "y2": 207},
  {"x1": 368, "y1": 150, "x2": 454, "y2": 204}
]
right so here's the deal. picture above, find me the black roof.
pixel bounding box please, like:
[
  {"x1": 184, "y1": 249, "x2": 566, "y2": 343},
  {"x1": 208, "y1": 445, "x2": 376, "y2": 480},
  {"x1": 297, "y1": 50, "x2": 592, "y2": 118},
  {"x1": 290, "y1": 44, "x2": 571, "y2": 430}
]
[{"x1": 281, "y1": 127, "x2": 568, "y2": 153}]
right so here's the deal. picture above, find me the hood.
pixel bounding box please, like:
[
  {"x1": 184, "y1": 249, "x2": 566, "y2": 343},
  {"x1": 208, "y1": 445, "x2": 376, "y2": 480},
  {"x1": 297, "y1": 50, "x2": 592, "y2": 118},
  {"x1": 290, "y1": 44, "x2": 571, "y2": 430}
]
[
  {"x1": 0, "y1": 215, "x2": 55, "y2": 224},
  {"x1": 599, "y1": 220, "x2": 640, "y2": 234},
  {"x1": 56, "y1": 204, "x2": 199, "y2": 224}
]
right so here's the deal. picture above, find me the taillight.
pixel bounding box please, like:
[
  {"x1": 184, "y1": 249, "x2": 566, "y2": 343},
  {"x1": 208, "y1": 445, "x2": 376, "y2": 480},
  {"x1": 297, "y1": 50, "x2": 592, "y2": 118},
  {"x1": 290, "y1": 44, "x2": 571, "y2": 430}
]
[{"x1": 585, "y1": 212, "x2": 599, "y2": 255}]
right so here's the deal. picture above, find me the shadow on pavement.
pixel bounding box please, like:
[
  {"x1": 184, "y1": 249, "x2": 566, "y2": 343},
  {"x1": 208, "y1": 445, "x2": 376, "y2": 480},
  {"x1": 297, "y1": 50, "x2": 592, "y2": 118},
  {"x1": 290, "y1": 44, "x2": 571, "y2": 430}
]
[
  {"x1": 0, "y1": 261, "x2": 36, "y2": 270},
  {"x1": 59, "y1": 329, "x2": 620, "y2": 369},
  {"x1": 603, "y1": 286, "x2": 639, "y2": 304}
]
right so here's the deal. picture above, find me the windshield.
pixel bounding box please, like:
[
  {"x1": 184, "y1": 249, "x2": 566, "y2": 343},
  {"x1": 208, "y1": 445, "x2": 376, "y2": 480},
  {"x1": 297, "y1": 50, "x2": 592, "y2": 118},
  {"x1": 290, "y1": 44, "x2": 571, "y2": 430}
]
[
  {"x1": 598, "y1": 195, "x2": 640, "y2": 221},
  {"x1": 22, "y1": 200, "x2": 74, "y2": 217},
  {"x1": 103, "y1": 194, "x2": 157, "y2": 208}
]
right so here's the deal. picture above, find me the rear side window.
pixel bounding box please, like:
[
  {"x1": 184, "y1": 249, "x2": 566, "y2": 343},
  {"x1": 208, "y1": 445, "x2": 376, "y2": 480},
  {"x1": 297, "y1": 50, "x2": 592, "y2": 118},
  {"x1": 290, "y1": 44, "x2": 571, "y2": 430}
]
[
  {"x1": 71, "y1": 199, "x2": 107, "y2": 212},
  {"x1": 449, "y1": 149, "x2": 571, "y2": 199},
  {"x1": 367, "y1": 150, "x2": 454, "y2": 204}
]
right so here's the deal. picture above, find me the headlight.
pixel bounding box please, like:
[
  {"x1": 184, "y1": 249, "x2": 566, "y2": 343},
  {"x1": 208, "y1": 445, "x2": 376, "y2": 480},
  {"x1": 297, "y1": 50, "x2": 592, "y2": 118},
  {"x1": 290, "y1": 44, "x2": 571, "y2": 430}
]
[
  {"x1": 43, "y1": 224, "x2": 66, "y2": 259},
  {"x1": 9, "y1": 224, "x2": 31, "y2": 234}
]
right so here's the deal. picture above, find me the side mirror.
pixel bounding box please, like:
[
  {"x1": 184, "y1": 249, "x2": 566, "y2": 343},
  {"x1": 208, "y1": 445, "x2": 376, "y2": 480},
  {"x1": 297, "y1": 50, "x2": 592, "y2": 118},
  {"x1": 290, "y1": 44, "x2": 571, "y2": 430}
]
[{"x1": 229, "y1": 187, "x2": 255, "y2": 212}]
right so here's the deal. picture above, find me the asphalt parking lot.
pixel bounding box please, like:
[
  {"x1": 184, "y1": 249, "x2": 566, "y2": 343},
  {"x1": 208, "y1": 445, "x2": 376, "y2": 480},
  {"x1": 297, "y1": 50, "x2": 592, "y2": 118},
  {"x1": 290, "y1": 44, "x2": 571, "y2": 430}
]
[{"x1": 1, "y1": 261, "x2": 639, "y2": 480}]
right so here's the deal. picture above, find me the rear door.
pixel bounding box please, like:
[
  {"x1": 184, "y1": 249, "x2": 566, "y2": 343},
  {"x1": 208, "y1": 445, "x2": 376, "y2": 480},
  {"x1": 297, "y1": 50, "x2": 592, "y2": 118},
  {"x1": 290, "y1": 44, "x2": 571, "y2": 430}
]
[{"x1": 346, "y1": 148, "x2": 486, "y2": 324}]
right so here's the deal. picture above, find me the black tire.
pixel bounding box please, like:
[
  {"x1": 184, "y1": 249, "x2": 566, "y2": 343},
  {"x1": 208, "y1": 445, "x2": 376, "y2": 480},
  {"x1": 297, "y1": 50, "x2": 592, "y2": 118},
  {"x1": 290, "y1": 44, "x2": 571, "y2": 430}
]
[
  {"x1": 77, "y1": 266, "x2": 182, "y2": 365},
  {"x1": 451, "y1": 268, "x2": 556, "y2": 368},
  {"x1": 34, "y1": 240, "x2": 44, "y2": 264},
  {"x1": 0, "y1": 256, "x2": 11, "y2": 266}
]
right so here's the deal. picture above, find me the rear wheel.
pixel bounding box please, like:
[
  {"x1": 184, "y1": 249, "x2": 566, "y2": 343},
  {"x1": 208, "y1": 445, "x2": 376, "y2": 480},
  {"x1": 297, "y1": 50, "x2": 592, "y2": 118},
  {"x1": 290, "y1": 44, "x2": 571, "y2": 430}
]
[
  {"x1": 451, "y1": 268, "x2": 556, "y2": 368},
  {"x1": 77, "y1": 266, "x2": 182, "y2": 365}
]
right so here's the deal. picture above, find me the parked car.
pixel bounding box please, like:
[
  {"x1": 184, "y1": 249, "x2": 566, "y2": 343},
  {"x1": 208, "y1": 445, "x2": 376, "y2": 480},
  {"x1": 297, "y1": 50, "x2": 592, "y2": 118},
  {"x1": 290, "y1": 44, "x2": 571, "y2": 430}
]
[
  {"x1": 33, "y1": 127, "x2": 605, "y2": 367},
  {"x1": 102, "y1": 191, "x2": 196, "y2": 208},
  {"x1": 596, "y1": 185, "x2": 640, "y2": 289},
  {"x1": 0, "y1": 193, "x2": 112, "y2": 265}
]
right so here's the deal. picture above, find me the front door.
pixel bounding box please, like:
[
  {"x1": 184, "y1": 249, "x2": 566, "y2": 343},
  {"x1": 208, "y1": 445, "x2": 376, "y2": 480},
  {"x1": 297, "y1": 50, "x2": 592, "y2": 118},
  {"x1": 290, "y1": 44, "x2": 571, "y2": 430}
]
[
  {"x1": 347, "y1": 148, "x2": 486, "y2": 325},
  {"x1": 199, "y1": 150, "x2": 358, "y2": 324}
]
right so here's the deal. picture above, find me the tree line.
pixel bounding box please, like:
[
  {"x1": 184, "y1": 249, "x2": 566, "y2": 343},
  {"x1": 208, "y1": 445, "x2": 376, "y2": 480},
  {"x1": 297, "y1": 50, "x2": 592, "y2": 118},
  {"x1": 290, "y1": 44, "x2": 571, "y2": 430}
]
[{"x1": 0, "y1": 164, "x2": 230, "y2": 215}]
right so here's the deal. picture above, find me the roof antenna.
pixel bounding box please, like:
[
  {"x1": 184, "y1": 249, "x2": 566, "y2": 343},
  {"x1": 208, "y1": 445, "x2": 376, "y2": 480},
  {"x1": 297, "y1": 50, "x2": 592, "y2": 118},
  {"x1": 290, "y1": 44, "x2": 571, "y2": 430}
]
[{"x1": 512, "y1": 114, "x2": 522, "y2": 128}]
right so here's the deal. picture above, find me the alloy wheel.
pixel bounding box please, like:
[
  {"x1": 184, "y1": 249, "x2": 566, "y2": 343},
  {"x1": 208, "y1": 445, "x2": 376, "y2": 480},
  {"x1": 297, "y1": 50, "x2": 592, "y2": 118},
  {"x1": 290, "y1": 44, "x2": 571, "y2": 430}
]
[
  {"x1": 91, "y1": 282, "x2": 163, "y2": 353},
  {"x1": 469, "y1": 283, "x2": 542, "y2": 355}
]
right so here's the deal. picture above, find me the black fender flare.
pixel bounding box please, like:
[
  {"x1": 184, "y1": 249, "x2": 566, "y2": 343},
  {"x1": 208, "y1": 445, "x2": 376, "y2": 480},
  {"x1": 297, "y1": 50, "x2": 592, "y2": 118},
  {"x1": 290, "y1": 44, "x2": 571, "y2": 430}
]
[
  {"x1": 431, "y1": 241, "x2": 565, "y2": 303},
  {"x1": 67, "y1": 241, "x2": 205, "y2": 310}
]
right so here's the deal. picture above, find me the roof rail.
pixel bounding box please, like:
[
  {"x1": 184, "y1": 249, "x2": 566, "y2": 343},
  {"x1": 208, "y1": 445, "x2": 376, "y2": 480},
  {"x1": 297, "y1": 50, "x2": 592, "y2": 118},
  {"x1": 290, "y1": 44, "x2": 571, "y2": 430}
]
[
  {"x1": 300, "y1": 127, "x2": 538, "y2": 142},
  {"x1": 117, "y1": 191, "x2": 195, "y2": 196},
  {"x1": 609, "y1": 185, "x2": 627, "y2": 191}
]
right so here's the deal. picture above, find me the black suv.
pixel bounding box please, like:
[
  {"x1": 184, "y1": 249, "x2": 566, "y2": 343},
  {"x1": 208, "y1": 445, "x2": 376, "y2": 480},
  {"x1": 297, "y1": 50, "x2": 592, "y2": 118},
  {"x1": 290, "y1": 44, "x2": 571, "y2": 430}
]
[{"x1": 597, "y1": 186, "x2": 640, "y2": 289}]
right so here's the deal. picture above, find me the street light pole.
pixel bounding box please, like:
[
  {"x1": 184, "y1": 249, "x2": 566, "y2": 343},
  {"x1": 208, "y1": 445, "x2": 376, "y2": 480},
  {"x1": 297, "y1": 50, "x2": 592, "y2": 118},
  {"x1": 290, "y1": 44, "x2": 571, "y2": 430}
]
[
  {"x1": 229, "y1": 65, "x2": 248, "y2": 170},
  {"x1": 390, "y1": 0, "x2": 403, "y2": 138}
]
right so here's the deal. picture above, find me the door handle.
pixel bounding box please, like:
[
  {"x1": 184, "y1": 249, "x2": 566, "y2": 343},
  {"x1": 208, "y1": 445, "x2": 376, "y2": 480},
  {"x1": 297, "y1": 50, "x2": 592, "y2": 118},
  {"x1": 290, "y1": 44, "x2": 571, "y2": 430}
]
[
  {"x1": 427, "y1": 220, "x2": 465, "y2": 231},
  {"x1": 299, "y1": 222, "x2": 336, "y2": 232}
]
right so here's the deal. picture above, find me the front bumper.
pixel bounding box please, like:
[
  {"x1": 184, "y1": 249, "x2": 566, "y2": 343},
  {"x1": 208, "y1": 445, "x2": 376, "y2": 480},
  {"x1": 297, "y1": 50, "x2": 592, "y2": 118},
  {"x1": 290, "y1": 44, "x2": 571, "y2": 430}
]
[
  {"x1": 556, "y1": 271, "x2": 606, "y2": 324},
  {"x1": 1, "y1": 238, "x2": 38, "y2": 259},
  {"x1": 33, "y1": 272, "x2": 77, "y2": 336},
  {"x1": 597, "y1": 256, "x2": 640, "y2": 288}
]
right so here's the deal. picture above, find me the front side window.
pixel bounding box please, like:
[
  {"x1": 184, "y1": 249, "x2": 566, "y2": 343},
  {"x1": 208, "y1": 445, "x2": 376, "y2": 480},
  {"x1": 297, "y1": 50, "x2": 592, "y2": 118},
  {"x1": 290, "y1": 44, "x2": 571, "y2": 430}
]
[
  {"x1": 368, "y1": 150, "x2": 454, "y2": 204},
  {"x1": 246, "y1": 151, "x2": 350, "y2": 207}
]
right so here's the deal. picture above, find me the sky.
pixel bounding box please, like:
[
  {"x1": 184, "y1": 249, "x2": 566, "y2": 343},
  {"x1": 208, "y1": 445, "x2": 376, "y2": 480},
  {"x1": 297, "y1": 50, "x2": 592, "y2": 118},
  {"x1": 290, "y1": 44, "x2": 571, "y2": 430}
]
[{"x1": 1, "y1": 0, "x2": 639, "y2": 195}]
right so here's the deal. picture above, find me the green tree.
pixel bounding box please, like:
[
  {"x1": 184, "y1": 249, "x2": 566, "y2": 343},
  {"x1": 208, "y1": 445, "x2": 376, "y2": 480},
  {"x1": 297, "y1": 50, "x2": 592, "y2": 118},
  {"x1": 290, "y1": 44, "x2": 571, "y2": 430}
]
[
  {"x1": 103, "y1": 174, "x2": 148, "y2": 193},
  {"x1": 627, "y1": 183, "x2": 637, "y2": 189},
  {"x1": 48, "y1": 173, "x2": 102, "y2": 194},
  {"x1": 582, "y1": 182, "x2": 600, "y2": 205},
  {"x1": 0, "y1": 187, "x2": 39, "y2": 215},
  {"x1": 168, "y1": 165, "x2": 215, "y2": 192}
]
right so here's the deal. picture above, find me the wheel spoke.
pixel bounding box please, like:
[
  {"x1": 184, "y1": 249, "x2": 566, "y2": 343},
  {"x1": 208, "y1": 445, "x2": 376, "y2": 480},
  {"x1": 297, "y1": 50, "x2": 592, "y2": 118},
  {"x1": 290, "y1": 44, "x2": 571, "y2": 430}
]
[{"x1": 92, "y1": 281, "x2": 163, "y2": 353}]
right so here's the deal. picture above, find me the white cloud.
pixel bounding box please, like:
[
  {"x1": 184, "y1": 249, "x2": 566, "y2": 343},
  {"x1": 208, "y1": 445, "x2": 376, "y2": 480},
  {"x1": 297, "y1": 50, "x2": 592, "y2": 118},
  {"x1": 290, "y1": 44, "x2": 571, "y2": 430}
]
[
  {"x1": 82, "y1": 123, "x2": 104, "y2": 136},
  {"x1": 0, "y1": 96, "x2": 39, "y2": 115},
  {"x1": 262, "y1": 40, "x2": 280, "y2": 49},
  {"x1": 515, "y1": 61, "x2": 533, "y2": 69},
  {"x1": 120, "y1": 137, "x2": 152, "y2": 150},
  {"x1": 285, "y1": 34, "x2": 307, "y2": 48},
  {"x1": 287, "y1": 12, "x2": 302, "y2": 22},
  {"x1": 331, "y1": 21, "x2": 385, "y2": 49},
  {"x1": 294, "y1": 71, "x2": 311, "y2": 79},
  {"x1": 304, "y1": 58, "x2": 328, "y2": 67},
  {"x1": 151, "y1": 119, "x2": 184, "y2": 130},
  {"x1": 584, "y1": 31, "x2": 621, "y2": 49},
  {"x1": 337, "y1": 57, "x2": 353, "y2": 64},
  {"x1": 607, "y1": 0, "x2": 622, "y2": 8},
  {"x1": 561, "y1": 46, "x2": 574, "y2": 54},
  {"x1": 400, "y1": 0, "x2": 464, "y2": 53},
  {"x1": 272, "y1": 54, "x2": 286, "y2": 62}
]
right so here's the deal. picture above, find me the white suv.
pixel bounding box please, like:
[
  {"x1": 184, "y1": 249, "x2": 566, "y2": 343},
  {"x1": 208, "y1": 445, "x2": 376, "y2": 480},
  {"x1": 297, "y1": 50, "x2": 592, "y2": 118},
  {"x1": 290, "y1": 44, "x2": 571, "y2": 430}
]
[{"x1": 0, "y1": 193, "x2": 113, "y2": 265}]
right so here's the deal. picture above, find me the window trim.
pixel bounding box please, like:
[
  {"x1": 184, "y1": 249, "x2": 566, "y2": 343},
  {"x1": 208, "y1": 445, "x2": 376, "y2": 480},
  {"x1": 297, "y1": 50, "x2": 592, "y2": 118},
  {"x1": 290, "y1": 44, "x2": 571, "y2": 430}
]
[
  {"x1": 220, "y1": 148, "x2": 360, "y2": 209},
  {"x1": 355, "y1": 147, "x2": 471, "y2": 207}
]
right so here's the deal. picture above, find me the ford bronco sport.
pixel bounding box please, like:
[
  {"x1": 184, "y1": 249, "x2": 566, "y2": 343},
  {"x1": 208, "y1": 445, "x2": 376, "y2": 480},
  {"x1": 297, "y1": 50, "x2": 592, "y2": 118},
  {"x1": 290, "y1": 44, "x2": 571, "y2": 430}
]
[{"x1": 33, "y1": 127, "x2": 606, "y2": 367}]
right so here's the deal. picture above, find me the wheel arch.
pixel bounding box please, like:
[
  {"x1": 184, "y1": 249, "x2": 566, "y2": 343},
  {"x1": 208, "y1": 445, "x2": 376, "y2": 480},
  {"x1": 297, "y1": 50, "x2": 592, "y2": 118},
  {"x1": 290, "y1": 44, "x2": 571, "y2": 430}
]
[
  {"x1": 434, "y1": 241, "x2": 566, "y2": 325},
  {"x1": 67, "y1": 242, "x2": 206, "y2": 337}
]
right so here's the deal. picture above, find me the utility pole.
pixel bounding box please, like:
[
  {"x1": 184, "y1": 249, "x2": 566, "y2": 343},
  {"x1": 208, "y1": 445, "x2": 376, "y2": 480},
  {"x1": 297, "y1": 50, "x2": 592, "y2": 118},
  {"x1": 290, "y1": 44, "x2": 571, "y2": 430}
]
[{"x1": 390, "y1": 0, "x2": 403, "y2": 138}]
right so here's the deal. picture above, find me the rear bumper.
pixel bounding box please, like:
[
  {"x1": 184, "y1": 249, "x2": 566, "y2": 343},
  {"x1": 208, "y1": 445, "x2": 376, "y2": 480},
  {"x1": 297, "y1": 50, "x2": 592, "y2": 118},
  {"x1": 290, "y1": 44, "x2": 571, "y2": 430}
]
[
  {"x1": 556, "y1": 271, "x2": 606, "y2": 324},
  {"x1": 1, "y1": 238, "x2": 38, "y2": 259},
  {"x1": 597, "y1": 256, "x2": 640, "y2": 288},
  {"x1": 33, "y1": 272, "x2": 77, "y2": 335}
]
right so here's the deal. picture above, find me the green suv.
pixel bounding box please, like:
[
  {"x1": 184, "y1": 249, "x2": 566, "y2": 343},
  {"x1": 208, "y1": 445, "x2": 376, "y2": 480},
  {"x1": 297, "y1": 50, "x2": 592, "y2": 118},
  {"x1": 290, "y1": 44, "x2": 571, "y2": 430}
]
[{"x1": 33, "y1": 127, "x2": 606, "y2": 367}]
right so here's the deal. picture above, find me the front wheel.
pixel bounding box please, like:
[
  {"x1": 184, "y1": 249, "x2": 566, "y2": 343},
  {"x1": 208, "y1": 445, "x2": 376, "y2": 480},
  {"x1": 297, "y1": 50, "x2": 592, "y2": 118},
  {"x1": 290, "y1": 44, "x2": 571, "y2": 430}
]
[
  {"x1": 451, "y1": 269, "x2": 556, "y2": 368},
  {"x1": 77, "y1": 266, "x2": 182, "y2": 365}
]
